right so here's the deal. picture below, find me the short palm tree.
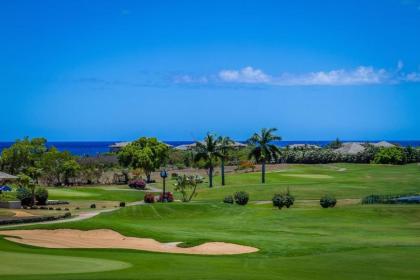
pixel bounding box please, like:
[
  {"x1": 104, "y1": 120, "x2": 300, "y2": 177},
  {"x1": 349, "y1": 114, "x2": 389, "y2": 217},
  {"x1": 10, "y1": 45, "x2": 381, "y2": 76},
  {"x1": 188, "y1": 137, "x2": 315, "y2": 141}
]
[
  {"x1": 194, "y1": 133, "x2": 221, "y2": 188},
  {"x1": 248, "y1": 128, "x2": 281, "y2": 184},
  {"x1": 217, "y1": 136, "x2": 234, "y2": 186}
]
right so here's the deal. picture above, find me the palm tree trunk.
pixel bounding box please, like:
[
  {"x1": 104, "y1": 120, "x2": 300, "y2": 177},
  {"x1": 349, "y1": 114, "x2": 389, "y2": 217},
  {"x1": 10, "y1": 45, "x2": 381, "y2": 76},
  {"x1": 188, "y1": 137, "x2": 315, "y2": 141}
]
[
  {"x1": 209, "y1": 166, "x2": 213, "y2": 188},
  {"x1": 261, "y1": 160, "x2": 266, "y2": 184},
  {"x1": 221, "y1": 159, "x2": 225, "y2": 186}
]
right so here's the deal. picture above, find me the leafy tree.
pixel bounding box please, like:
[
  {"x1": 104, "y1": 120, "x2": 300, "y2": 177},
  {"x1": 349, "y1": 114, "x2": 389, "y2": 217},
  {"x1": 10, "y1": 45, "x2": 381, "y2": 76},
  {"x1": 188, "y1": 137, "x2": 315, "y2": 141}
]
[
  {"x1": 0, "y1": 137, "x2": 47, "y2": 175},
  {"x1": 40, "y1": 147, "x2": 78, "y2": 186},
  {"x1": 118, "y1": 137, "x2": 169, "y2": 182},
  {"x1": 173, "y1": 175, "x2": 200, "y2": 202},
  {"x1": 217, "y1": 136, "x2": 234, "y2": 186},
  {"x1": 194, "y1": 133, "x2": 221, "y2": 188},
  {"x1": 248, "y1": 128, "x2": 281, "y2": 184},
  {"x1": 16, "y1": 173, "x2": 36, "y2": 206},
  {"x1": 373, "y1": 147, "x2": 407, "y2": 165},
  {"x1": 62, "y1": 159, "x2": 81, "y2": 185}
]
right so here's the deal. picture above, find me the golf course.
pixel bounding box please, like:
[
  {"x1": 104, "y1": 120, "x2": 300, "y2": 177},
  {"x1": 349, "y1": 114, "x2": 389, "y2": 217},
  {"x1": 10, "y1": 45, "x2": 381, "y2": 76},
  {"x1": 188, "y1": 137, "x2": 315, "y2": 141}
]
[{"x1": 1, "y1": 163, "x2": 420, "y2": 280}]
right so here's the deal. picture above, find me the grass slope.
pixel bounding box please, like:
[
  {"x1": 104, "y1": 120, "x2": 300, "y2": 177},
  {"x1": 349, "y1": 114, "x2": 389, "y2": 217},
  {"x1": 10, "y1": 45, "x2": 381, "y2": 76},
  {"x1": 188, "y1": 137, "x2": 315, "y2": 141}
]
[{"x1": 1, "y1": 164, "x2": 420, "y2": 279}]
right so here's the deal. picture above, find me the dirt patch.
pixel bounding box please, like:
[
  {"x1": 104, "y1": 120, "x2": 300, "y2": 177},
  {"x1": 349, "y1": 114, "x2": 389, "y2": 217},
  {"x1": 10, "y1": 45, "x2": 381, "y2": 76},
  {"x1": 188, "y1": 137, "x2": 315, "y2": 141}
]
[
  {"x1": 12, "y1": 210, "x2": 35, "y2": 218},
  {"x1": 0, "y1": 229, "x2": 258, "y2": 255}
]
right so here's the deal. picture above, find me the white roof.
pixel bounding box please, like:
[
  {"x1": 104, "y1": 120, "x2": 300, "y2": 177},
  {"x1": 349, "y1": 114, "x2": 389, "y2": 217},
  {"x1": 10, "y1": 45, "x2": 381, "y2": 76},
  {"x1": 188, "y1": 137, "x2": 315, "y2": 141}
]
[
  {"x1": 288, "y1": 144, "x2": 321, "y2": 149},
  {"x1": 335, "y1": 142, "x2": 365, "y2": 155},
  {"x1": 0, "y1": 171, "x2": 17, "y2": 180},
  {"x1": 372, "y1": 141, "x2": 395, "y2": 148}
]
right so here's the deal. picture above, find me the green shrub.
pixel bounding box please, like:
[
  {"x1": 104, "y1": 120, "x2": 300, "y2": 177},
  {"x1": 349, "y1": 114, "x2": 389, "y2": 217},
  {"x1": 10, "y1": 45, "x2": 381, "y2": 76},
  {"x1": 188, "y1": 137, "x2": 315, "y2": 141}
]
[
  {"x1": 16, "y1": 187, "x2": 32, "y2": 206},
  {"x1": 272, "y1": 193, "x2": 295, "y2": 209},
  {"x1": 144, "y1": 193, "x2": 155, "y2": 203},
  {"x1": 223, "y1": 195, "x2": 234, "y2": 204},
  {"x1": 234, "y1": 191, "x2": 249, "y2": 205},
  {"x1": 35, "y1": 187, "x2": 48, "y2": 205},
  {"x1": 90, "y1": 203, "x2": 96, "y2": 209},
  {"x1": 119, "y1": 201, "x2": 126, "y2": 207},
  {"x1": 320, "y1": 195, "x2": 337, "y2": 208},
  {"x1": 373, "y1": 147, "x2": 406, "y2": 165}
]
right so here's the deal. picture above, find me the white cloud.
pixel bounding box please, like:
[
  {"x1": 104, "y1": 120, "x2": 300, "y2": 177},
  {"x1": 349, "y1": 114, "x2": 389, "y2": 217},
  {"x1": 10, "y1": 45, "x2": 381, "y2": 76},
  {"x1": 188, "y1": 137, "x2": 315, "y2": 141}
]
[
  {"x1": 218, "y1": 66, "x2": 389, "y2": 86},
  {"x1": 404, "y1": 72, "x2": 420, "y2": 82},
  {"x1": 219, "y1": 66, "x2": 271, "y2": 83},
  {"x1": 174, "y1": 62, "x2": 420, "y2": 87}
]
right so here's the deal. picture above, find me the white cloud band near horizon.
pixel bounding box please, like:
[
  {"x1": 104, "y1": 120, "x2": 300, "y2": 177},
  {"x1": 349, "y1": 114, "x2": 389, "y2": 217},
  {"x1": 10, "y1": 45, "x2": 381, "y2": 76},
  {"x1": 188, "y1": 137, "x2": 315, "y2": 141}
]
[{"x1": 174, "y1": 63, "x2": 420, "y2": 86}]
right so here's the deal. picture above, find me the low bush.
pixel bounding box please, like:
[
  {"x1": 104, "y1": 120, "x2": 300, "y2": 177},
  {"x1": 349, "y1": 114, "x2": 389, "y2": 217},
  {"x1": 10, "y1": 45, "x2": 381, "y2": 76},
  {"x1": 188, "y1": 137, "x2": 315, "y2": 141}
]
[
  {"x1": 234, "y1": 191, "x2": 249, "y2": 205},
  {"x1": 0, "y1": 213, "x2": 72, "y2": 225},
  {"x1": 157, "y1": 192, "x2": 174, "y2": 202},
  {"x1": 55, "y1": 207, "x2": 61, "y2": 211},
  {"x1": 119, "y1": 201, "x2": 126, "y2": 207},
  {"x1": 16, "y1": 187, "x2": 32, "y2": 206},
  {"x1": 46, "y1": 200, "x2": 69, "y2": 205},
  {"x1": 90, "y1": 203, "x2": 96, "y2": 209},
  {"x1": 272, "y1": 189, "x2": 295, "y2": 209},
  {"x1": 320, "y1": 195, "x2": 337, "y2": 208},
  {"x1": 223, "y1": 195, "x2": 234, "y2": 204},
  {"x1": 171, "y1": 173, "x2": 178, "y2": 179},
  {"x1": 128, "y1": 179, "x2": 147, "y2": 190},
  {"x1": 48, "y1": 207, "x2": 54, "y2": 210},
  {"x1": 144, "y1": 193, "x2": 155, "y2": 203},
  {"x1": 35, "y1": 187, "x2": 48, "y2": 205}
]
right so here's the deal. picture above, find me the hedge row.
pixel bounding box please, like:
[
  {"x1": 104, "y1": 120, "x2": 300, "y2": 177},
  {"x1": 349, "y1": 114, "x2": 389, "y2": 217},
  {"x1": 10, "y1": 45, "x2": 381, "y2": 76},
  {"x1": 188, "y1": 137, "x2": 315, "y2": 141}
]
[{"x1": 0, "y1": 212, "x2": 71, "y2": 225}]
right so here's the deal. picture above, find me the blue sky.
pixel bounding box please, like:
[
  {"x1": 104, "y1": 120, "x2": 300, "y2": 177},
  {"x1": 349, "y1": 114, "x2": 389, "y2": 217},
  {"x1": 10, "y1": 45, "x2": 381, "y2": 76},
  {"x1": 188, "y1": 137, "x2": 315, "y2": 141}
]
[{"x1": 1, "y1": 0, "x2": 420, "y2": 141}]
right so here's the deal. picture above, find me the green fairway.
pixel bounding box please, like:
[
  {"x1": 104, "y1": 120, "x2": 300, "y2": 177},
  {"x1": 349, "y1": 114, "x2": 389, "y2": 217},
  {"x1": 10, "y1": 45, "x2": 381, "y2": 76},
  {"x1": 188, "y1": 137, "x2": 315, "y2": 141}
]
[
  {"x1": 47, "y1": 186, "x2": 146, "y2": 202},
  {"x1": 1, "y1": 164, "x2": 420, "y2": 279},
  {"x1": 0, "y1": 251, "x2": 131, "y2": 275}
]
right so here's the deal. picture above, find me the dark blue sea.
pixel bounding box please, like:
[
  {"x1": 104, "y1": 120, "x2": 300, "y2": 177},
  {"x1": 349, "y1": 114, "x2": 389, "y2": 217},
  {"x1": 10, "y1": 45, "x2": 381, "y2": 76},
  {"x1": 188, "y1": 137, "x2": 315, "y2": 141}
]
[{"x1": 0, "y1": 140, "x2": 419, "y2": 156}]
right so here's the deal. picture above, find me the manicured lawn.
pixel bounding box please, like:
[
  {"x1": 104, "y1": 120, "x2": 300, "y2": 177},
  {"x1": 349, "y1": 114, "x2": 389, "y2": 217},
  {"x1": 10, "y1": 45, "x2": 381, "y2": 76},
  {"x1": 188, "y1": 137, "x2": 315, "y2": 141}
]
[
  {"x1": 47, "y1": 186, "x2": 146, "y2": 202},
  {"x1": 1, "y1": 164, "x2": 420, "y2": 279}
]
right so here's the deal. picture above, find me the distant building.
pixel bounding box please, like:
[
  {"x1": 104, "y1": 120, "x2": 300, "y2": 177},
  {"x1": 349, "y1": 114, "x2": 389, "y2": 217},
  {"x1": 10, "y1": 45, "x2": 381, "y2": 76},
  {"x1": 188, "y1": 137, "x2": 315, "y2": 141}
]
[
  {"x1": 288, "y1": 144, "x2": 321, "y2": 149},
  {"x1": 372, "y1": 141, "x2": 395, "y2": 148},
  {"x1": 109, "y1": 142, "x2": 131, "y2": 153},
  {"x1": 335, "y1": 142, "x2": 366, "y2": 155},
  {"x1": 0, "y1": 171, "x2": 17, "y2": 185},
  {"x1": 334, "y1": 141, "x2": 396, "y2": 155}
]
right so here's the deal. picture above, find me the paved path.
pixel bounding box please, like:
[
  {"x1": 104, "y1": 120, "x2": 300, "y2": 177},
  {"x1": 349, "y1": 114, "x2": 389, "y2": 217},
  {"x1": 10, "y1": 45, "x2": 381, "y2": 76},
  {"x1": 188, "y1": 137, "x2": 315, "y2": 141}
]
[{"x1": 0, "y1": 200, "x2": 145, "y2": 229}]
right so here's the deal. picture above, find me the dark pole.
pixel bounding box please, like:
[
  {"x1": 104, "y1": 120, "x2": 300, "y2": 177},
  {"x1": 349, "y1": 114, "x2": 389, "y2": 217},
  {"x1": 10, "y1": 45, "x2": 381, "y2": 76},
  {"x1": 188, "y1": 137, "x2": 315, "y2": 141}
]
[
  {"x1": 162, "y1": 176, "x2": 166, "y2": 202},
  {"x1": 160, "y1": 169, "x2": 168, "y2": 202}
]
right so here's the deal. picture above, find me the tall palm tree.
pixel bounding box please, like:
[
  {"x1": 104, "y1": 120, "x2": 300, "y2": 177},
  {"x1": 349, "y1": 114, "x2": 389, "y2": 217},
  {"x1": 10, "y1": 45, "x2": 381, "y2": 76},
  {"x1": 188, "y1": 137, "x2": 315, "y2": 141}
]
[
  {"x1": 248, "y1": 128, "x2": 281, "y2": 184},
  {"x1": 217, "y1": 136, "x2": 234, "y2": 186},
  {"x1": 194, "y1": 133, "x2": 221, "y2": 188}
]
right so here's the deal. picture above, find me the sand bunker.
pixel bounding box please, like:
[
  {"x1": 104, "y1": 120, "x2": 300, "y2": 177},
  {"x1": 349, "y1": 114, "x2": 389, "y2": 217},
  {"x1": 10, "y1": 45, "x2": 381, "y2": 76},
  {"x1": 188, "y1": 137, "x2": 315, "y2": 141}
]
[{"x1": 0, "y1": 229, "x2": 258, "y2": 255}]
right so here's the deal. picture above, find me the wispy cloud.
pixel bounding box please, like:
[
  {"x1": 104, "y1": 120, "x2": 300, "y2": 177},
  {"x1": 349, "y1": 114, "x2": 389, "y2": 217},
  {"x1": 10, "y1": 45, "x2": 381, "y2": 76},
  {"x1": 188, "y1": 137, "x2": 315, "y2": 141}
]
[{"x1": 175, "y1": 62, "x2": 420, "y2": 87}]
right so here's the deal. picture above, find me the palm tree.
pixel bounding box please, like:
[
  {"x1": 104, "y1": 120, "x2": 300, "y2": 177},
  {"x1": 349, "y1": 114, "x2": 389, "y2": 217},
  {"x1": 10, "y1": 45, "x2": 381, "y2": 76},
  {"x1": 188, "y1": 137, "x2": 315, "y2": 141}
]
[
  {"x1": 217, "y1": 136, "x2": 234, "y2": 186},
  {"x1": 248, "y1": 128, "x2": 281, "y2": 184},
  {"x1": 194, "y1": 133, "x2": 221, "y2": 188}
]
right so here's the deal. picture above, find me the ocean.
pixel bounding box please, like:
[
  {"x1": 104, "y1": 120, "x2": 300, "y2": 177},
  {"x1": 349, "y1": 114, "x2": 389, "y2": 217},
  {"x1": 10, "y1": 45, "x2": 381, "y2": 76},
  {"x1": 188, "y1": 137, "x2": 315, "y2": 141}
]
[{"x1": 0, "y1": 140, "x2": 419, "y2": 156}]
